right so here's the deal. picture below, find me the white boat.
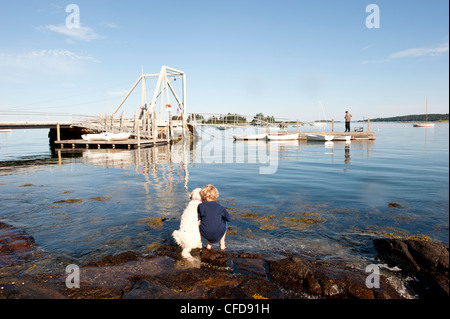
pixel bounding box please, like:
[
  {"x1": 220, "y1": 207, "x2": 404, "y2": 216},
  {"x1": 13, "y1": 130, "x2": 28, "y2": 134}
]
[
  {"x1": 0, "y1": 129, "x2": 12, "y2": 133},
  {"x1": 413, "y1": 123, "x2": 435, "y2": 128},
  {"x1": 413, "y1": 99, "x2": 435, "y2": 128},
  {"x1": 82, "y1": 133, "x2": 107, "y2": 141},
  {"x1": 82, "y1": 132, "x2": 130, "y2": 141},
  {"x1": 106, "y1": 132, "x2": 131, "y2": 141},
  {"x1": 233, "y1": 133, "x2": 267, "y2": 141},
  {"x1": 306, "y1": 134, "x2": 334, "y2": 141},
  {"x1": 267, "y1": 133, "x2": 299, "y2": 141}
]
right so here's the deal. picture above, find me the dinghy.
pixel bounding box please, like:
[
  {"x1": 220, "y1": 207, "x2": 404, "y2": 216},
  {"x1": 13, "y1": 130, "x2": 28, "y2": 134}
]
[
  {"x1": 82, "y1": 132, "x2": 130, "y2": 141},
  {"x1": 233, "y1": 133, "x2": 267, "y2": 141},
  {"x1": 267, "y1": 133, "x2": 299, "y2": 141},
  {"x1": 306, "y1": 134, "x2": 334, "y2": 141}
]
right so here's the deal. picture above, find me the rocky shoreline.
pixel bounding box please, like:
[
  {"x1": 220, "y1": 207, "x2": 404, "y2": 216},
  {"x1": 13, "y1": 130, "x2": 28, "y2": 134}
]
[{"x1": 1, "y1": 221, "x2": 448, "y2": 299}]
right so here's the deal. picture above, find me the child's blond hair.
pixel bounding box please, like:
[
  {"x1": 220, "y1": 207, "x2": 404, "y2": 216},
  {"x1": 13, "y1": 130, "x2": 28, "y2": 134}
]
[{"x1": 200, "y1": 184, "x2": 219, "y2": 201}]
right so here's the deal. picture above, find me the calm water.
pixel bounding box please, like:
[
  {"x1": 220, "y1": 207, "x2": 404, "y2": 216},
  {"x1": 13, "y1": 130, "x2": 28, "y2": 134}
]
[{"x1": 0, "y1": 123, "x2": 448, "y2": 274}]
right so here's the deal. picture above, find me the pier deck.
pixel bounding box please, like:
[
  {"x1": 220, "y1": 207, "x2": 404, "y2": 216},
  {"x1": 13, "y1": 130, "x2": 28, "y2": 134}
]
[{"x1": 56, "y1": 138, "x2": 172, "y2": 149}]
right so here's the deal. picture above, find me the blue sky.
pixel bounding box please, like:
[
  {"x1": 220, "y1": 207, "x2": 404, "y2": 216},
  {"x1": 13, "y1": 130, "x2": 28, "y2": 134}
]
[{"x1": 0, "y1": 0, "x2": 448, "y2": 122}]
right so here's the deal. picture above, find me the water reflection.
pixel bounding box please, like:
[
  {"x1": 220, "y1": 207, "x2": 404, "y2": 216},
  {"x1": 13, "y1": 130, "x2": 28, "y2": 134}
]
[
  {"x1": 345, "y1": 143, "x2": 351, "y2": 165},
  {"x1": 57, "y1": 139, "x2": 194, "y2": 191}
]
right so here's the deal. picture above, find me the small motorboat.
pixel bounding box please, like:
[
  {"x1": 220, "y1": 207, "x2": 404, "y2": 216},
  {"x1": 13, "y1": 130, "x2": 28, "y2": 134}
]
[
  {"x1": 105, "y1": 132, "x2": 131, "y2": 141},
  {"x1": 82, "y1": 133, "x2": 108, "y2": 141},
  {"x1": 267, "y1": 133, "x2": 299, "y2": 141},
  {"x1": 82, "y1": 132, "x2": 130, "y2": 141},
  {"x1": 306, "y1": 134, "x2": 334, "y2": 141},
  {"x1": 233, "y1": 133, "x2": 267, "y2": 141}
]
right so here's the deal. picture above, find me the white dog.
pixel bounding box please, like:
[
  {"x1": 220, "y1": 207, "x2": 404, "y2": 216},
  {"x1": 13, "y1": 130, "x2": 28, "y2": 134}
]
[{"x1": 172, "y1": 188, "x2": 202, "y2": 259}]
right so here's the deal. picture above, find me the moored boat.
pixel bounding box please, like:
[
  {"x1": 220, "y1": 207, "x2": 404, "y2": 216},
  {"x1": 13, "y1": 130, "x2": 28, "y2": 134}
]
[
  {"x1": 267, "y1": 133, "x2": 299, "y2": 141},
  {"x1": 413, "y1": 99, "x2": 435, "y2": 128},
  {"x1": 306, "y1": 134, "x2": 334, "y2": 141},
  {"x1": 413, "y1": 123, "x2": 435, "y2": 128},
  {"x1": 233, "y1": 133, "x2": 267, "y2": 141},
  {"x1": 82, "y1": 132, "x2": 131, "y2": 141}
]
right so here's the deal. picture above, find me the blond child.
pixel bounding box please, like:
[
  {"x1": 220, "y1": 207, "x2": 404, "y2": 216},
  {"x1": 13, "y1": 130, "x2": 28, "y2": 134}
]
[{"x1": 197, "y1": 185, "x2": 231, "y2": 250}]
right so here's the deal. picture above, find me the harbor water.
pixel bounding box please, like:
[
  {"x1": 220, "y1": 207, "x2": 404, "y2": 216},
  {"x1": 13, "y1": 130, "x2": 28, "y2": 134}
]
[{"x1": 0, "y1": 123, "x2": 448, "y2": 276}]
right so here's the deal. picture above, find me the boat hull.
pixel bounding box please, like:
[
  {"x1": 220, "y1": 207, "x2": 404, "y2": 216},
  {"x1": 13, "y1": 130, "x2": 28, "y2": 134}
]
[
  {"x1": 332, "y1": 135, "x2": 351, "y2": 141},
  {"x1": 82, "y1": 132, "x2": 131, "y2": 141},
  {"x1": 306, "y1": 134, "x2": 334, "y2": 141},
  {"x1": 267, "y1": 133, "x2": 299, "y2": 141},
  {"x1": 233, "y1": 133, "x2": 267, "y2": 141},
  {"x1": 413, "y1": 123, "x2": 435, "y2": 127}
]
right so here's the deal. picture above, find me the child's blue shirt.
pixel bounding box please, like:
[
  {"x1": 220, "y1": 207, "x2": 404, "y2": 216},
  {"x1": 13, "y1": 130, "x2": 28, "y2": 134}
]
[{"x1": 197, "y1": 201, "x2": 231, "y2": 243}]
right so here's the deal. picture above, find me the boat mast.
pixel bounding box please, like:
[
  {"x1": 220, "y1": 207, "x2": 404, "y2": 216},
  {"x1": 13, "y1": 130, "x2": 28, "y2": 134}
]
[{"x1": 426, "y1": 98, "x2": 428, "y2": 123}]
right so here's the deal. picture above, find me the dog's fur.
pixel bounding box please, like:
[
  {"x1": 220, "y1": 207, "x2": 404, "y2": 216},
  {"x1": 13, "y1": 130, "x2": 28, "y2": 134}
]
[{"x1": 172, "y1": 188, "x2": 202, "y2": 259}]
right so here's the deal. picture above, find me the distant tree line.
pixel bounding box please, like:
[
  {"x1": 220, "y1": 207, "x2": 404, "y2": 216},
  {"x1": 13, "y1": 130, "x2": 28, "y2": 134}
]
[
  {"x1": 368, "y1": 114, "x2": 449, "y2": 122},
  {"x1": 183, "y1": 112, "x2": 279, "y2": 124},
  {"x1": 251, "y1": 113, "x2": 276, "y2": 124}
]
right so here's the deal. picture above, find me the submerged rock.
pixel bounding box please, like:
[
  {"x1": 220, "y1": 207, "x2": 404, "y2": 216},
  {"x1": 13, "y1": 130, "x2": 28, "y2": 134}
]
[
  {"x1": 374, "y1": 238, "x2": 449, "y2": 298},
  {"x1": 0, "y1": 221, "x2": 37, "y2": 267}
]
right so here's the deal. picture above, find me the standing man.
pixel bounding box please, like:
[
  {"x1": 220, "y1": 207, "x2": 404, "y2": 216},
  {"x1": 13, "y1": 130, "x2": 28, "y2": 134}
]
[{"x1": 344, "y1": 110, "x2": 352, "y2": 132}]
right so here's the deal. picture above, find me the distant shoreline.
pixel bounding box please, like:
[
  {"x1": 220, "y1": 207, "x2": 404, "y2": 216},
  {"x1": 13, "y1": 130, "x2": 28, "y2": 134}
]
[{"x1": 360, "y1": 113, "x2": 449, "y2": 123}]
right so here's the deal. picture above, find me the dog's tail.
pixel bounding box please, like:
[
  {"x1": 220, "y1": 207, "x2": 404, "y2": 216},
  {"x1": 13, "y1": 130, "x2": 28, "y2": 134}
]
[{"x1": 172, "y1": 230, "x2": 182, "y2": 247}]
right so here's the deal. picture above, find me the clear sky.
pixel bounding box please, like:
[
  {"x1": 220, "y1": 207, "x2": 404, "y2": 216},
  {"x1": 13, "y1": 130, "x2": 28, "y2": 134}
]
[{"x1": 0, "y1": 0, "x2": 448, "y2": 122}]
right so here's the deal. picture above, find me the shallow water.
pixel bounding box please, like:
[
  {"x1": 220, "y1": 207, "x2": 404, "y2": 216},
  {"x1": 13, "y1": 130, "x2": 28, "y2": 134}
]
[{"x1": 0, "y1": 123, "x2": 448, "y2": 274}]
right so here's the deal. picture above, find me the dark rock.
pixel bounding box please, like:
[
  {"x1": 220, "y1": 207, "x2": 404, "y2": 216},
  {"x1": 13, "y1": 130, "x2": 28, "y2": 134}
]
[
  {"x1": 61, "y1": 286, "x2": 123, "y2": 299},
  {"x1": 374, "y1": 238, "x2": 420, "y2": 273},
  {"x1": 82, "y1": 251, "x2": 140, "y2": 267},
  {"x1": 0, "y1": 276, "x2": 66, "y2": 299},
  {"x1": 0, "y1": 221, "x2": 37, "y2": 267},
  {"x1": 0, "y1": 242, "x2": 405, "y2": 299},
  {"x1": 405, "y1": 240, "x2": 449, "y2": 273},
  {"x1": 123, "y1": 279, "x2": 180, "y2": 299},
  {"x1": 201, "y1": 249, "x2": 232, "y2": 269},
  {"x1": 373, "y1": 238, "x2": 449, "y2": 298},
  {"x1": 269, "y1": 255, "x2": 401, "y2": 299},
  {"x1": 268, "y1": 256, "x2": 316, "y2": 293},
  {"x1": 152, "y1": 268, "x2": 211, "y2": 292},
  {"x1": 154, "y1": 243, "x2": 183, "y2": 260},
  {"x1": 387, "y1": 202, "x2": 403, "y2": 209},
  {"x1": 233, "y1": 257, "x2": 268, "y2": 277},
  {"x1": 238, "y1": 275, "x2": 282, "y2": 299},
  {"x1": 207, "y1": 283, "x2": 246, "y2": 299}
]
